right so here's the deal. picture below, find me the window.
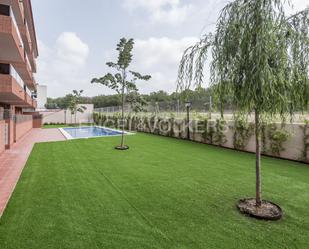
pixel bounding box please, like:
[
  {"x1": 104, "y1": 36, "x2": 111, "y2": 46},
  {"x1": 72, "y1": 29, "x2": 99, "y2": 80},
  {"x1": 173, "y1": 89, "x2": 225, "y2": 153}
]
[
  {"x1": 0, "y1": 4, "x2": 10, "y2": 16},
  {"x1": 0, "y1": 64, "x2": 10, "y2": 74}
]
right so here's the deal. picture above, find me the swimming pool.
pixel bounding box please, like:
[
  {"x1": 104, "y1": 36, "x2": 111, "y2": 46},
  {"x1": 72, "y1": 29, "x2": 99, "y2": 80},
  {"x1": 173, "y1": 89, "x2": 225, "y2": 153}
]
[{"x1": 59, "y1": 126, "x2": 130, "y2": 139}]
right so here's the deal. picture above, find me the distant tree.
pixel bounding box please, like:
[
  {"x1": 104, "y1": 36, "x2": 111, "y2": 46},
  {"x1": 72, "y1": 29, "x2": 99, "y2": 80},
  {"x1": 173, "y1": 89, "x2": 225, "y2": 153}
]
[
  {"x1": 45, "y1": 98, "x2": 58, "y2": 109},
  {"x1": 46, "y1": 88, "x2": 224, "y2": 111},
  {"x1": 91, "y1": 38, "x2": 151, "y2": 150},
  {"x1": 177, "y1": 0, "x2": 309, "y2": 219},
  {"x1": 127, "y1": 91, "x2": 148, "y2": 113},
  {"x1": 56, "y1": 94, "x2": 71, "y2": 109},
  {"x1": 92, "y1": 94, "x2": 121, "y2": 108},
  {"x1": 147, "y1": 90, "x2": 170, "y2": 102}
]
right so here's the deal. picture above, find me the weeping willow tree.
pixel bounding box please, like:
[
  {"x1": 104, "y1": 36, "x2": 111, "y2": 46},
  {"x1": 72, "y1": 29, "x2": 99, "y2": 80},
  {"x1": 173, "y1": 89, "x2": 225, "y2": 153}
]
[{"x1": 177, "y1": 0, "x2": 309, "y2": 219}]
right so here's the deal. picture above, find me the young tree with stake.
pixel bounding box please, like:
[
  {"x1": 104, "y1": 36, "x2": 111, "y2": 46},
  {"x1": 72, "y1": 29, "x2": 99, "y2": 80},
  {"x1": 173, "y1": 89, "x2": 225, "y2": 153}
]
[{"x1": 91, "y1": 38, "x2": 151, "y2": 150}]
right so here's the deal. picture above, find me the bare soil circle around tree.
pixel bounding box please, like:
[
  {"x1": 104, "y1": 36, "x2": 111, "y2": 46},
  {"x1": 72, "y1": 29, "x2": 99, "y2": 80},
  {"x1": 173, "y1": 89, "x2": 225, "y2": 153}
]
[
  {"x1": 237, "y1": 198, "x2": 283, "y2": 221},
  {"x1": 115, "y1": 145, "x2": 129, "y2": 150}
]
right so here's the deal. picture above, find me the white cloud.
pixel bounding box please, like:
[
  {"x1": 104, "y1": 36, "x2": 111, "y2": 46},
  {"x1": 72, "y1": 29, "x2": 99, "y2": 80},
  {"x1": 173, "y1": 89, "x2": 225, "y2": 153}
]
[
  {"x1": 129, "y1": 37, "x2": 199, "y2": 92},
  {"x1": 36, "y1": 1, "x2": 308, "y2": 98},
  {"x1": 134, "y1": 37, "x2": 198, "y2": 69},
  {"x1": 123, "y1": 0, "x2": 179, "y2": 10},
  {"x1": 36, "y1": 32, "x2": 90, "y2": 97},
  {"x1": 285, "y1": 0, "x2": 309, "y2": 15},
  {"x1": 55, "y1": 32, "x2": 89, "y2": 66},
  {"x1": 101, "y1": 37, "x2": 199, "y2": 93},
  {"x1": 122, "y1": 0, "x2": 194, "y2": 25}
]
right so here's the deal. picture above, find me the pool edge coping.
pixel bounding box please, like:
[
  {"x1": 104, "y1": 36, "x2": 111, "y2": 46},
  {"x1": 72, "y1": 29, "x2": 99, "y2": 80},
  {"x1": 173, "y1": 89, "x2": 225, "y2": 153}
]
[{"x1": 59, "y1": 126, "x2": 134, "y2": 140}]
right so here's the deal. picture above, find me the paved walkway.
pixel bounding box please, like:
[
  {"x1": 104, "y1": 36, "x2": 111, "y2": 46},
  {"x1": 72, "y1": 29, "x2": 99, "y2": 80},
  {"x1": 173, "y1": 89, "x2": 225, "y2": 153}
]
[{"x1": 0, "y1": 128, "x2": 65, "y2": 216}]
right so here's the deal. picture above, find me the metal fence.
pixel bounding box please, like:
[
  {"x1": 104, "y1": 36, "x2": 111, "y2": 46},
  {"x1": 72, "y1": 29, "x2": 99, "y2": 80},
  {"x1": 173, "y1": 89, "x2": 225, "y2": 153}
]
[
  {"x1": 95, "y1": 105, "x2": 131, "y2": 114},
  {"x1": 94, "y1": 100, "x2": 215, "y2": 114},
  {"x1": 94, "y1": 100, "x2": 308, "y2": 122},
  {"x1": 1, "y1": 110, "x2": 13, "y2": 120},
  {"x1": 94, "y1": 99, "x2": 233, "y2": 119},
  {"x1": 0, "y1": 110, "x2": 34, "y2": 123},
  {"x1": 15, "y1": 114, "x2": 33, "y2": 123}
]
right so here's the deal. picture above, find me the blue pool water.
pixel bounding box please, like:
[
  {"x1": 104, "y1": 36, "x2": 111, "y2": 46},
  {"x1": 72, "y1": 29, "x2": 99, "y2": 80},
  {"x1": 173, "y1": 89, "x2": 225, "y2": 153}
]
[{"x1": 61, "y1": 126, "x2": 123, "y2": 139}]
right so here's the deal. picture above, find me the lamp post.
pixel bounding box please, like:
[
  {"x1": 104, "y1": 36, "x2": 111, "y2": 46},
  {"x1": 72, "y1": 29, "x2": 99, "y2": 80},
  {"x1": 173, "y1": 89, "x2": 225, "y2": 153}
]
[{"x1": 185, "y1": 101, "x2": 192, "y2": 140}]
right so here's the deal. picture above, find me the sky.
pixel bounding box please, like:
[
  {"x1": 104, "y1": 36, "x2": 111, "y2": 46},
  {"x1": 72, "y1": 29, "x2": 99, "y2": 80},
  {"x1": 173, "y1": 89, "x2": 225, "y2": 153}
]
[{"x1": 31, "y1": 0, "x2": 308, "y2": 98}]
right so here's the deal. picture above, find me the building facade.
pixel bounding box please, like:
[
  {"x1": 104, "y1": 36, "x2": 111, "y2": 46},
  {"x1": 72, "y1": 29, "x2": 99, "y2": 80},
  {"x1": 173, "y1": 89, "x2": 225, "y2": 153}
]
[
  {"x1": 36, "y1": 84, "x2": 47, "y2": 110},
  {"x1": 0, "y1": 0, "x2": 40, "y2": 151}
]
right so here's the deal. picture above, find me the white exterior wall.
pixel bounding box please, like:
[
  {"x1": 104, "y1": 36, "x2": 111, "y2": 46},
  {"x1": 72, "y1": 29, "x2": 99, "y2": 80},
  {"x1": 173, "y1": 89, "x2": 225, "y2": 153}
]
[
  {"x1": 107, "y1": 116, "x2": 307, "y2": 163},
  {"x1": 37, "y1": 85, "x2": 47, "y2": 110},
  {"x1": 42, "y1": 104, "x2": 94, "y2": 124},
  {"x1": 189, "y1": 120, "x2": 305, "y2": 162}
]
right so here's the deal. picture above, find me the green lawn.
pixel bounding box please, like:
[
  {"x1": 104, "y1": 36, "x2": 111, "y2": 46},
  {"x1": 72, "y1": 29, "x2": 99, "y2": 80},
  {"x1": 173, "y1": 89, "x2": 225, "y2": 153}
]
[
  {"x1": 43, "y1": 124, "x2": 69, "y2": 129},
  {"x1": 0, "y1": 134, "x2": 308, "y2": 249},
  {"x1": 43, "y1": 123, "x2": 93, "y2": 129}
]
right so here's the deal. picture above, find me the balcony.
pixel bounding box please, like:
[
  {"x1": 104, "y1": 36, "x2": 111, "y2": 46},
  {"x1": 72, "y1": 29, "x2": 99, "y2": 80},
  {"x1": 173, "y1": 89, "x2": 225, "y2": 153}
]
[
  {"x1": 32, "y1": 99, "x2": 37, "y2": 109},
  {"x1": 0, "y1": 65, "x2": 36, "y2": 108},
  {"x1": 7, "y1": 0, "x2": 25, "y2": 25},
  {"x1": 24, "y1": 87, "x2": 37, "y2": 109},
  {"x1": 24, "y1": 74, "x2": 36, "y2": 90},
  {"x1": 19, "y1": 21, "x2": 32, "y2": 54},
  {"x1": 12, "y1": 51, "x2": 34, "y2": 88},
  {"x1": 0, "y1": 74, "x2": 25, "y2": 106},
  {"x1": 0, "y1": 14, "x2": 24, "y2": 63},
  {"x1": 19, "y1": 20, "x2": 36, "y2": 74},
  {"x1": 29, "y1": 51, "x2": 37, "y2": 73},
  {"x1": 25, "y1": 91, "x2": 32, "y2": 106}
]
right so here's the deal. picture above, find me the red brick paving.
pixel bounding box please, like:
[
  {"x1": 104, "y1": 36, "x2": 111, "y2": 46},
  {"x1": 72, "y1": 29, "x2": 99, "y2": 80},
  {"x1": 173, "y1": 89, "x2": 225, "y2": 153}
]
[{"x1": 0, "y1": 128, "x2": 65, "y2": 217}]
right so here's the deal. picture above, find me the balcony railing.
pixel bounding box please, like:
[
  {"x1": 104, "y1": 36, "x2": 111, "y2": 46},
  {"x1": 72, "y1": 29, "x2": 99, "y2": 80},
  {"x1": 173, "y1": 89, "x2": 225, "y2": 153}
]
[
  {"x1": 10, "y1": 6, "x2": 23, "y2": 49},
  {"x1": 2, "y1": 110, "x2": 13, "y2": 120},
  {"x1": 19, "y1": 0, "x2": 24, "y2": 20},
  {"x1": 25, "y1": 20, "x2": 31, "y2": 42},
  {"x1": 9, "y1": 64, "x2": 33, "y2": 102},
  {"x1": 15, "y1": 114, "x2": 33, "y2": 123},
  {"x1": 25, "y1": 84, "x2": 32, "y2": 97},
  {"x1": 9, "y1": 64, "x2": 25, "y2": 88},
  {"x1": 1, "y1": 111, "x2": 34, "y2": 123},
  {"x1": 25, "y1": 51, "x2": 32, "y2": 72}
]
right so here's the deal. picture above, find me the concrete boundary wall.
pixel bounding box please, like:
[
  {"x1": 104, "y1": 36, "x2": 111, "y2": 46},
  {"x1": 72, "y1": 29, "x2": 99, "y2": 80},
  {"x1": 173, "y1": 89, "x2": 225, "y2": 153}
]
[
  {"x1": 150, "y1": 120, "x2": 307, "y2": 163},
  {"x1": 94, "y1": 114, "x2": 308, "y2": 163},
  {"x1": 42, "y1": 104, "x2": 94, "y2": 124}
]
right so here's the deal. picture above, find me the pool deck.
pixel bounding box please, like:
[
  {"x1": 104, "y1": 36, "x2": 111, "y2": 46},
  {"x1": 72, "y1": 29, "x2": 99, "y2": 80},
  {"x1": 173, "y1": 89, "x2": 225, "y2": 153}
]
[{"x1": 0, "y1": 128, "x2": 65, "y2": 217}]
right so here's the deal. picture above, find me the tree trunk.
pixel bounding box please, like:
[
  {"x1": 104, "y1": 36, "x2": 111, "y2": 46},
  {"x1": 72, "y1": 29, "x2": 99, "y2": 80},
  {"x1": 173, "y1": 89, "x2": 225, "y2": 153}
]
[
  {"x1": 75, "y1": 108, "x2": 77, "y2": 126},
  {"x1": 120, "y1": 70, "x2": 126, "y2": 147},
  {"x1": 220, "y1": 101, "x2": 224, "y2": 119},
  {"x1": 209, "y1": 96, "x2": 212, "y2": 119},
  {"x1": 186, "y1": 105, "x2": 190, "y2": 140},
  {"x1": 255, "y1": 109, "x2": 262, "y2": 206}
]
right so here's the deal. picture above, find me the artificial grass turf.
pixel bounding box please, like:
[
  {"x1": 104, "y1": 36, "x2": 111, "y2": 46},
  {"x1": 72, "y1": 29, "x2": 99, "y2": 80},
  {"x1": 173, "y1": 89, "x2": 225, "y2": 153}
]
[
  {"x1": 43, "y1": 123, "x2": 92, "y2": 129},
  {"x1": 0, "y1": 133, "x2": 308, "y2": 249},
  {"x1": 43, "y1": 124, "x2": 70, "y2": 129}
]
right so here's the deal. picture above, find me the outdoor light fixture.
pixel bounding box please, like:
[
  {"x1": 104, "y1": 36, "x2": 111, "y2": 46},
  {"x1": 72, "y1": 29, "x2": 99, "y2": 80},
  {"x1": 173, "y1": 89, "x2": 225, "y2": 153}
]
[
  {"x1": 185, "y1": 101, "x2": 192, "y2": 140},
  {"x1": 185, "y1": 101, "x2": 192, "y2": 108}
]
